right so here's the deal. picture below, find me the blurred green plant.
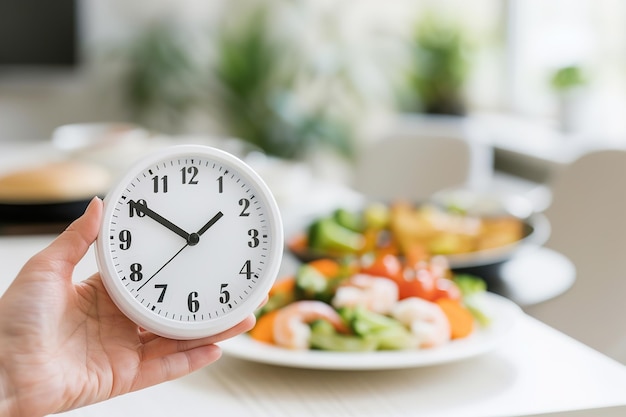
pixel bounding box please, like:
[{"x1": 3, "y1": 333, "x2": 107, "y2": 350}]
[
  {"x1": 118, "y1": 3, "x2": 354, "y2": 160},
  {"x1": 397, "y1": 14, "x2": 470, "y2": 116},
  {"x1": 120, "y1": 22, "x2": 199, "y2": 132},
  {"x1": 208, "y1": 5, "x2": 354, "y2": 160},
  {"x1": 550, "y1": 65, "x2": 587, "y2": 91}
]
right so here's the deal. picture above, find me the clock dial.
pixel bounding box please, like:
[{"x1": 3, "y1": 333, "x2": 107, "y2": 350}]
[{"x1": 96, "y1": 146, "x2": 283, "y2": 339}]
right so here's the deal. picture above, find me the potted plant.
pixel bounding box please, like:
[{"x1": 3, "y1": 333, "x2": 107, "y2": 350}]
[
  {"x1": 397, "y1": 13, "x2": 471, "y2": 117},
  {"x1": 207, "y1": 4, "x2": 353, "y2": 161},
  {"x1": 550, "y1": 65, "x2": 588, "y2": 133},
  {"x1": 119, "y1": 22, "x2": 200, "y2": 133}
]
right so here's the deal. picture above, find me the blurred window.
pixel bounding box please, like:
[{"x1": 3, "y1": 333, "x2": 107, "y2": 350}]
[{"x1": 503, "y1": 0, "x2": 626, "y2": 140}]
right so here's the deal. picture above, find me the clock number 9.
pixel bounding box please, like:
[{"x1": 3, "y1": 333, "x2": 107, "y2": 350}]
[
  {"x1": 119, "y1": 230, "x2": 132, "y2": 250},
  {"x1": 188, "y1": 291, "x2": 200, "y2": 313},
  {"x1": 247, "y1": 229, "x2": 259, "y2": 248}
]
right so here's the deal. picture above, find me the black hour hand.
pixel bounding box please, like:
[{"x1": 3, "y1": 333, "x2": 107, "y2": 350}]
[
  {"x1": 130, "y1": 200, "x2": 191, "y2": 241},
  {"x1": 197, "y1": 211, "x2": 224, "y2": 236}
]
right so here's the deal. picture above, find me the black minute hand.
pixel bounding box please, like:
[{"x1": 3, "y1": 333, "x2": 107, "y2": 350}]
[{"x1": 130, "y1": 200, "x2": 191, "y2": 241}]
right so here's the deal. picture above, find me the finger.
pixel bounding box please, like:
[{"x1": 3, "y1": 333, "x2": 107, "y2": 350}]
[
  {"x1": 30, "y1": 197, "x2": 103, "y2": 277},
  {"x1": 132, "y1": 344, "x2": 222, "y2": 392},
  {"x1": 139, "y1": 315, "x2": 256, "y2": 361}
]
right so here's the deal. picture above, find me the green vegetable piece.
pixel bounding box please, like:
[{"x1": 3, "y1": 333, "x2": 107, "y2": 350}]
[
  {"x1": 363, "y1": 203, "x2": 390, "y2": 229},
  {"x1": 333, "y1": 208, "x2": 364, "y2": 232},
  {"x1": 453, "y1": 274, "x2": 487, "y2": 297},
  {"x1": 463, "y1": 295, "x2": 492, "y2": 326},
  {"x1": 295, "y1": 264, "x2": 329, "y2": 300},
  {"x1": 256, "y1": 291, "x2": 294, "y2": 317},
  {"x1": 309, "y1": 320, "x2": 377, "y2": 352},
  {"x1": 308, "y1": 217, "x2": 365, "y2": 254},
  {"x1": 374, "y1": 326, "x2": 416, "y2": 350},
  {"x1": 453, "y1": 274, "x2": 491, "y2": 326},
  {"x1": 348, "y1": 306, "x2": 404, "y2": 336},
  {"x1": 340, "y1": 307, "x2": 415, "y2": 350}
]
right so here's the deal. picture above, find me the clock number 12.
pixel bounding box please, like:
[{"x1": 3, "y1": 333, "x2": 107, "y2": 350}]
[{"x1": 181, "y1": 166, "x2": 198, "y2": 185}]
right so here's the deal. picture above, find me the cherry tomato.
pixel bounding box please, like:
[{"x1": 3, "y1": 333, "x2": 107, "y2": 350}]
[
  {"x1": 360, "y1": 253, "x2": 403, "y2": 280},
  {"x1": 396, "y1": 267, "x2": 437, "y2": 300}
]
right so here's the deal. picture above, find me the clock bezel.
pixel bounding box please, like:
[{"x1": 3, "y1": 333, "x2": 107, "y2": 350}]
[{"x1": 95, "y1": 145, "x2": 284, "y2": 340}]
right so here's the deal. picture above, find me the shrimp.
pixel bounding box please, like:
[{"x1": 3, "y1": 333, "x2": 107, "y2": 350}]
[
  {"x1": 332, "y1": 273, "x2": 399, "y2": 314},
  {"x1": 273, "y1": 300, "x2": 348, "y2": 350},
  {"x1": 391, "y1": 297, "x2": 451, "y2": 349}
]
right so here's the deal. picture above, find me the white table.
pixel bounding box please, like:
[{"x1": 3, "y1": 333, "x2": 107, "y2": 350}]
[{"x1": 1, "y1": 234, "x2": 626, "y2": 417}]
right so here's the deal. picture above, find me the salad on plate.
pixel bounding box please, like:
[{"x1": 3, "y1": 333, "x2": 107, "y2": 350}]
[{"x1": 249, "y1": 252, "x2": 491, "y2": 352}]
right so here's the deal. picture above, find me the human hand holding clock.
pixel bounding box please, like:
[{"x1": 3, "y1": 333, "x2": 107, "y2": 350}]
[{"x1": 0, "y1": 145, "x2": 283, "y2": 416}]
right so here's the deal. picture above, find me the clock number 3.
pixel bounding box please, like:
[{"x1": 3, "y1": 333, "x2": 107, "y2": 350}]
[{"x1": 248, "y1": 229, "x2": 259, "y2": 248}]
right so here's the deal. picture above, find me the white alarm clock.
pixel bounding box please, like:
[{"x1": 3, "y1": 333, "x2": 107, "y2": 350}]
[{"x1": 95, "y1": 145, "x2": 283, "y2": 339}]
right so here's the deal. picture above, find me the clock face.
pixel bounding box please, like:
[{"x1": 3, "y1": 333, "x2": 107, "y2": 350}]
[{"x1": 95, "y1": 145, "x2": 283, "y2": 339}]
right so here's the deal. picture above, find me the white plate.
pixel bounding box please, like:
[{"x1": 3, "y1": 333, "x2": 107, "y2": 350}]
[{"x1": 220, "y1": 293, "x2": 520, "y2": 370}]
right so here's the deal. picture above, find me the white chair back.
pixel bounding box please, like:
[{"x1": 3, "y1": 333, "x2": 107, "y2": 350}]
[
  {"x1": 524, "y1": 149, "x2": 626, "y2": 362},
  {"x1": 352, "y1": 131, "x2": 473, "y2": 201}
]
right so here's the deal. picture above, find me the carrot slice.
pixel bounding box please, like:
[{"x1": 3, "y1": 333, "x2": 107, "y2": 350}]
[
  {"x1": 308, "y1": 259, "x2": 341, "y2": 278},
  {"x1": 436, "y1": 298, "x2": 475, "y2": 339},
  {"x1": 269, "y1": 276, "x2": 296, "y2": 297},
  {"x1": 288, "y1": 234, "x2": 308, "y2": 252},
  {"x1": 405, "y1": 243, "x2": 430, "y2": 267},
  {"x1": 249, "y1": 309, "x2": 280, "y2": 344}
]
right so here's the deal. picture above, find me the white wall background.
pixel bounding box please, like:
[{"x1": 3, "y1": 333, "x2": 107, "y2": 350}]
[{"x1": 0, "y1": 0, "x2": 503, "y2": 143}]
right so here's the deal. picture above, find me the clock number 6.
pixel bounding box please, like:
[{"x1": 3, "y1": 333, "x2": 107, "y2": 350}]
[{"x1": 188, "y1": 291, "x2": 200, "y2": 313}]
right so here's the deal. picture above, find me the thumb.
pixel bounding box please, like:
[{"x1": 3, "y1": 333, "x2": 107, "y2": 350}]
[{"x1": 27, "y1": 197, "x2": 103, "y2": 278}]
